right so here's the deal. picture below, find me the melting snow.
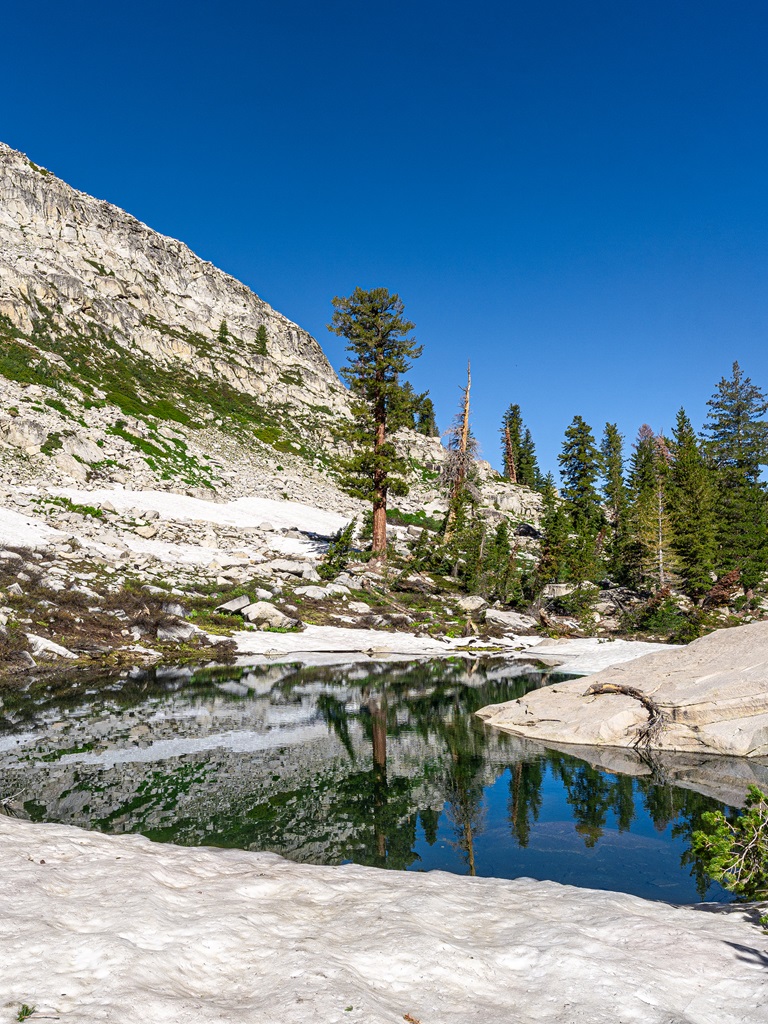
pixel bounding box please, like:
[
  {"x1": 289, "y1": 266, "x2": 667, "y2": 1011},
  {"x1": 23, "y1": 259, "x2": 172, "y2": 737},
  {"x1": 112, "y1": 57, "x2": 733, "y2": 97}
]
[{"x1": 1, "y1": 817, "x2": 765, "y2": 1023}]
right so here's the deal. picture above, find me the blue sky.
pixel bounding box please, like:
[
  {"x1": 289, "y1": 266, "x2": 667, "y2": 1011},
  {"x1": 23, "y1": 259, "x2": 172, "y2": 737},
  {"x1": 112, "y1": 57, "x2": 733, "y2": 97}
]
[{"x1": 2, "y1": 1, "x2": 767, "y2": 477}]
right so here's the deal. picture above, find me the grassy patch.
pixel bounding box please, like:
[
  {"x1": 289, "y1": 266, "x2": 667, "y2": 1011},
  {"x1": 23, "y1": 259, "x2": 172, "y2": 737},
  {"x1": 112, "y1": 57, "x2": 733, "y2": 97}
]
[
  {"x1": 38, "y1": 495, "x2": 105, "y2": 519},
  {"x1": 83, "y1": 257, "x2": 115, "y2": 277},
  {"x1": 40, "y1": 431, "x2": 64, "y2": 455},
  {"x1": 387, "y1": 507, "x2": 444, "y2": 532}
]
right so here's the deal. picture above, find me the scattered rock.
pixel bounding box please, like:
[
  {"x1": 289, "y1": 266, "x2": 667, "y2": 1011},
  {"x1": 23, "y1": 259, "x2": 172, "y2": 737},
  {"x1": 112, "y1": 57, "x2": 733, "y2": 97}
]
[
  {"x1": 484, "y1": 608, "x2": 537, "y2": 632},
  {"x1": 241, "y1": 602, "x2": 300, "y2": 629},
  {"x1": 156, "y1": 621, "x2": 202, "y2": 642},
  {"x1": 216, "y1": 594, "x2": 251, "y2": 614},
  {"x1": 26, "y1": 633, "x2": 77, "y2": 660},
  {"x1": 294, "y1": 585, "x2": 328, "y2": 600},
  {"x1": 161, "y1": 601, "x2": 188, "y2": 618},
  {"x1": 263, "y1": 559, "x2": 310, "y2": 577},
  {"x1": 348, "y1": 601, "x2": 371, "y2": 614}
]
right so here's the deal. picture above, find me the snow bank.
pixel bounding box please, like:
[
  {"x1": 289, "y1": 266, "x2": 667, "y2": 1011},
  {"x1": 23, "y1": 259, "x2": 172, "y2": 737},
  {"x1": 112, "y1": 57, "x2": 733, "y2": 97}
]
[
  {"x1": 56, "y1": 487, "x2": 351, "y2": 536},
  {"x1": 0, "y1": 506, "x2": 63, "y2": 550},
  {"x1": 229, "y1": 626, "x2": 673, "y2": 672},
  {"x1": 2, "y1": 817, "x2": 764, "y2": 1024},
  {"x1": 233, "y1": 623, "x2": 480, "y2": 659},
  {"x1": 527, "y1": 636, "x2": 676, "y2": 674}
]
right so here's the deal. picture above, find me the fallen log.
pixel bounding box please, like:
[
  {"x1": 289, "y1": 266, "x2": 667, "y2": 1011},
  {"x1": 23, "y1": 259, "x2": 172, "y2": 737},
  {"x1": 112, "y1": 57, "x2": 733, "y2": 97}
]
[{"x1": 582, "y1": 681, "x2": 668, "y2": 751}]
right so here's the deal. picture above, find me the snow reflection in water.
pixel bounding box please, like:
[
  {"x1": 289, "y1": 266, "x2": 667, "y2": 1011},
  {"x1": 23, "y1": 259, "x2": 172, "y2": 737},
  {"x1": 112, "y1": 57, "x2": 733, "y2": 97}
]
[{"x1": 2, "y1": 658, "x2": 763, "y2": 903}]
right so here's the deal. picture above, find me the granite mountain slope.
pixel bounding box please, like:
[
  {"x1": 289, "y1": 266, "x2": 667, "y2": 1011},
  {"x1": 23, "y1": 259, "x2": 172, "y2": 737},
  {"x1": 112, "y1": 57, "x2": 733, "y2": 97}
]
[
  {"x1": 0, "y1": 142, "x2": 541, "y2": 527},
  {"x1": 0, "y1": 141, "x2": 361, "y2": 502}
]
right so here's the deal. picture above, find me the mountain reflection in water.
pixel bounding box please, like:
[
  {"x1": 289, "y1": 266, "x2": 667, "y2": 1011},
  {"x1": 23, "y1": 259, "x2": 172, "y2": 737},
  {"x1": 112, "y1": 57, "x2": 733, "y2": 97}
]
[{"x1": 2, "y1": 658, "x2": 765, "y2": 903}]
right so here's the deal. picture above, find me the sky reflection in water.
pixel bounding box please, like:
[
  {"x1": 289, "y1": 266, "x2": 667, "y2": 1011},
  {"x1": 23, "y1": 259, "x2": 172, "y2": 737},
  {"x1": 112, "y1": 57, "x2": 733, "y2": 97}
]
[{"x1": 0, "y1": 658, "x2": 739, "y2": 903}]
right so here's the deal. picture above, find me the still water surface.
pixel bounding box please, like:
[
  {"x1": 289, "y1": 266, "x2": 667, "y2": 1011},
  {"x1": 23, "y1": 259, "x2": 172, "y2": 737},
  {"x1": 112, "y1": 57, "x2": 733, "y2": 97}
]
[{"x1": 0, "y1": 658, "x2": 738, "y2": 903}]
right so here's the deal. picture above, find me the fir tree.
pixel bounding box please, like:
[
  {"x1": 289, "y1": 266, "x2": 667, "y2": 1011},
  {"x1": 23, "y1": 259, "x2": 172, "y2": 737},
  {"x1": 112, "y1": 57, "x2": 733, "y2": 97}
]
[
  {"x1": 668, "y1": 408, "x2": 717, "y2": 597},
  {"x1": 500, "y1": 405, "x2": 540, "y2": 488},
  {"x1": 501, "y1": 404, "x2": 523, "y2": 483},
  {"x1": 480, "y1": 521, "x2": 525, "y2": 604},
  {"x1": 558, "y1": 416, "x2": 602, "y2": 530},
  {"x1": 255, "y1": 323, "x2": 268, "y2": 355},
  {"x1": 329, "y1": 287, "x2": 422, "y2": 560},
  {"x1": 519, "y1": 428, "x2": 540, "y2": 489},
  {"x1": 537, "y1": 473, "x2": 572, "y2": 584},
  {"x1": 387, "y1": 380, "x2": 420, "y2": 432},
  {"x1": 415, "y1": 393, "x2": 439, "y2": 436},
  {"x1": 557, "y1": 416, "x2": 603, "y2": 580},
  {"x1": 387, "y1": 381, "x2": 438, "y2": 435},
  {"x1": 626, "y1": 426, "x2": 678, "y2": 591},
  {"x1": 599, "y1": 422, "x2": 628, "y2": 580},
  {"x1": 703, "y1": 361, "x2": 768, "y2": 591}
]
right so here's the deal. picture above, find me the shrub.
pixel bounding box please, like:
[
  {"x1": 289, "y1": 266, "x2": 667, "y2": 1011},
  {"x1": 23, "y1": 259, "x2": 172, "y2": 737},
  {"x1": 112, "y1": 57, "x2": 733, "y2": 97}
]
[
  {"x1": 691, "y1": 786, "x2": 768, "y2": 909},
  {"x1": 318, "y1": 519, "x2": 357, "y2": 580}
]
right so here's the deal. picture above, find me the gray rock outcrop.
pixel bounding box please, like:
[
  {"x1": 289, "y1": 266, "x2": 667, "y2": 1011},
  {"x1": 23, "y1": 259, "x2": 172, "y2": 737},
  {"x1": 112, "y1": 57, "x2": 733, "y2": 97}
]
[{"x1": 478, "y1": 621, "x2": 768, "y2": 757}]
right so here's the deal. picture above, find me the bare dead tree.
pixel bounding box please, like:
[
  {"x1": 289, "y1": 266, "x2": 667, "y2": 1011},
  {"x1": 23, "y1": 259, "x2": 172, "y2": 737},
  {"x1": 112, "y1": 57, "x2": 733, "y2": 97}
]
[{"x1": 441, "y1": 362, "x2": 480, "y2": 540}]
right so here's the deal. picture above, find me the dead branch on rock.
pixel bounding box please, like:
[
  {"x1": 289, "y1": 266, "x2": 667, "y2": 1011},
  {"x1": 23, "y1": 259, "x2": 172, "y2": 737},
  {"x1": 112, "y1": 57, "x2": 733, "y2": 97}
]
[{"x1": 583, "y1": 682, "x2": 668, "y2": 750}]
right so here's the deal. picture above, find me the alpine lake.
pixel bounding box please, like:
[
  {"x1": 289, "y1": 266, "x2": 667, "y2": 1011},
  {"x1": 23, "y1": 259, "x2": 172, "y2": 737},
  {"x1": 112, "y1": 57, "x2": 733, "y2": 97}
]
[{"x1": 3, "y1": 656, "x2": 763, "y2": 904}]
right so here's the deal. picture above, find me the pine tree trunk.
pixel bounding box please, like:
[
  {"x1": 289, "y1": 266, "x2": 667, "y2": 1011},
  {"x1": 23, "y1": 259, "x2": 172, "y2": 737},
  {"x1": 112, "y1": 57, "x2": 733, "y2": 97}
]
[
  {"x1": 371, "y1": 394, "x2": 388, "y2": 560},
  {"x1": 460, "y1": 369, "x2": 471, "y2": 448},
  {"x1": 372, "y1": 497, "x2": 387, "y2": 557}
]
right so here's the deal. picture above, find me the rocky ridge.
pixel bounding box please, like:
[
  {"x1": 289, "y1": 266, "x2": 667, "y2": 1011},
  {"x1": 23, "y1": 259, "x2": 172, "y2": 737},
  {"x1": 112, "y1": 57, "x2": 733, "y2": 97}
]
[
  {"x1": 0, "y1": 141, "x2": 542, "y2": 522},
  {"x1": 0, "y1": 141, "x2": 552, "y2": 677}
]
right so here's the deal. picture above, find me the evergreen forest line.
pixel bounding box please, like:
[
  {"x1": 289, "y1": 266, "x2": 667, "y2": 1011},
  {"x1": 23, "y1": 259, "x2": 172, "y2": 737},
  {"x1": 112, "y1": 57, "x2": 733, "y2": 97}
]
[{"x1": 496, "y1": 360, "x2": 768, "y2": 624}]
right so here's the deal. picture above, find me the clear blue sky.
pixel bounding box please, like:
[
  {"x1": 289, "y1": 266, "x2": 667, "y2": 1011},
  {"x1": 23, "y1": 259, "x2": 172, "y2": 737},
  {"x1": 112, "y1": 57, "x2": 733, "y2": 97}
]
[{"x1": 2, "y1": 1, "x2": 767, "y2": 477}]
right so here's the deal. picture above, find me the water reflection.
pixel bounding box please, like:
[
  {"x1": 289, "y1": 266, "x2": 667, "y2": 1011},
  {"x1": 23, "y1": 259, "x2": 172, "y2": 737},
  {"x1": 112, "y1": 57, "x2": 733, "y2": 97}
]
[{"x1": 1, "y1": 658, "x2": 766, "y2": 902}]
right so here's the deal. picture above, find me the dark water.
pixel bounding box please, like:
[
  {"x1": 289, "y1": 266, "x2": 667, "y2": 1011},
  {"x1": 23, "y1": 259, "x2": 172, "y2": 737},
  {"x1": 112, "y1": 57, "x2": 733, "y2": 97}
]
[{"x1": 0, "y1": 657, "x2": 752, "y2": 903}]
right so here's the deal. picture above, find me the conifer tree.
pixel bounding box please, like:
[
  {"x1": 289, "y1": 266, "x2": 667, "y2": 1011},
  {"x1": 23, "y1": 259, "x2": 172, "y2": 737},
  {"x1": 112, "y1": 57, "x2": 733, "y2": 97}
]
[
  {"x1": 558, "y1": 416, "x2": 602, "y2": 530},
  {"x1": 480, "y1": 521, "x2": 525, "y2": 604},
  {"x1": 329, "y1": 287, "x2": 422, "y2": 560},
  {"x1": 519, "y1": 428, "x2": 540, "y2": 489},
  {"x1": 703, "y1": 361, "x2": 768, "y2": 591},
  {"x1": 501, "y1": 404, "x2": 523, "y2": 483},
  {"x1": 387, "y1": 380, "x2": 418, "y2": 432},
  {"x1": 599, "y1": 422, "x2": 628, "y2": 580},
  {"x1": 415, "y1": 394, "x2": 439, "y2": 436},
  {"x1": 626, "y1": 426, "x2": 678, "y2": 590},
  {"x1": 668, "y1": 408, "x2": 717, "y2": 597},
  {"x1": 387, "y1": 382, "x2": 439, "y2": 436},
  {"x1": 557, "y1": 416, "x2": 603, "y2": 580},
  {"x1": 500, "y1": 405, "x2": 540, "y2": 488},
  {"x1": 537, "y1": 473, "x2": 572, "y2": 583}
]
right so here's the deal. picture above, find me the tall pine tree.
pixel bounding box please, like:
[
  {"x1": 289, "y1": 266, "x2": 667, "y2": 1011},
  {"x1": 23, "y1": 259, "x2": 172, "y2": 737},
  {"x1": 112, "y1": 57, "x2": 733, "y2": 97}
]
[
  {"x1": 329, "y1": 287, "x2": 421, "y2": 560},
  {"x1": 626, "y1": 426, "x2": 678, "y2": 591},
  {"x1": 557, "y1": 416, "x2": 604, "y2": 581},
  {"x1": 600, "y1": 422, "x2": 628, "y2": 581},
  {"x1": 668, "y1": 408, "x2": 717, "y2": 598},
  {"x1": 500, "y1": 405, "x2": 540, "y2": 488},
  {"x1": 703, "y1": 361, "x2": 768, "y2": 591},
  {"x1": 537, "y1": 473, "x2": 572, "y2": 584}
]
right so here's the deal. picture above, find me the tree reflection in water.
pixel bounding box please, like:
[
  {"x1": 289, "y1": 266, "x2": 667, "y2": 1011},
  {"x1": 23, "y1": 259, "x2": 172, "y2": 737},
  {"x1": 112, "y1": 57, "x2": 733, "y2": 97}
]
[{"x1": 0, "y1": 657, "x2": 755, "y2": 902}]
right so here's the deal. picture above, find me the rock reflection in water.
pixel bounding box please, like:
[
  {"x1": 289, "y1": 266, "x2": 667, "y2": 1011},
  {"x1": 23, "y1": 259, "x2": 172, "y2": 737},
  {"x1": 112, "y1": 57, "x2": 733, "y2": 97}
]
[{"x1": 0, "y1": 658, "x2": 753, "y2": 902}]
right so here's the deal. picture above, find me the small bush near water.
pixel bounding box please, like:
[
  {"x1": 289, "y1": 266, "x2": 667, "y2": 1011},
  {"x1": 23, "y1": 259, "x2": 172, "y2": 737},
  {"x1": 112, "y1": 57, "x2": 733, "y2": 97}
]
[{"x1": 692, "y1": 785, "x2": 768, "y2": 923}]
